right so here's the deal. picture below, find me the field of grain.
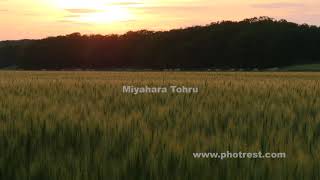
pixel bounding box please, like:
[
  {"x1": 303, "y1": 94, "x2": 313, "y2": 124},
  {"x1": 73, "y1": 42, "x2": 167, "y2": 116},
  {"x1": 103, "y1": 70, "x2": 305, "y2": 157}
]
[{"x1": 0, "y1": 71, "x2": 320, "y2": 180}]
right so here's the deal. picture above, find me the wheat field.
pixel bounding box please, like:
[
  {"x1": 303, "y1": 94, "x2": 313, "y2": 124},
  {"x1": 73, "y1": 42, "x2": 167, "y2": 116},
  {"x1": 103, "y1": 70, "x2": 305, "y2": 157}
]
[{"x1": 0, "y1": 71, "x2": 320, "y2": 180}]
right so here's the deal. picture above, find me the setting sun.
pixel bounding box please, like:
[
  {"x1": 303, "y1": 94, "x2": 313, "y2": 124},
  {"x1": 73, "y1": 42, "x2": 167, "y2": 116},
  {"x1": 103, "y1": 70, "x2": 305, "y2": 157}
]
[
  {"x1": 68, "y1": 7, "x2": 134, "y2": 24},
  {"x1": 53, "y1": 0, "x2": 137, "y2": 24}
]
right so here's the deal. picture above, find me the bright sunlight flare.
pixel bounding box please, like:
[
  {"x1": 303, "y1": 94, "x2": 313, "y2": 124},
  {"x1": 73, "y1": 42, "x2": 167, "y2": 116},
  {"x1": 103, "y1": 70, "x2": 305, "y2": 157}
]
[{"x1": 75, "y1": 7, "x2": 133, "y2": 24}]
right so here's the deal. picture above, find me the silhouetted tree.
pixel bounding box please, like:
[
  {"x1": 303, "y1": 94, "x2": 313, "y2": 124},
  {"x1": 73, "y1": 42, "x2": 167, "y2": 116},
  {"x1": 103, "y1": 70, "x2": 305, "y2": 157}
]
[{"x1": 0, "y1": 17, "x2": 319, "y2": 70}]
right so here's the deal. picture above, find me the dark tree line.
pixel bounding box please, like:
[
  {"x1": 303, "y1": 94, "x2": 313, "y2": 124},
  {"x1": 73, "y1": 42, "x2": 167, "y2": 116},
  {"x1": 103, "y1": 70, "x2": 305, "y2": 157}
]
[{"x1": 1, "y1": 17, "x2": 320, "y2": 70}]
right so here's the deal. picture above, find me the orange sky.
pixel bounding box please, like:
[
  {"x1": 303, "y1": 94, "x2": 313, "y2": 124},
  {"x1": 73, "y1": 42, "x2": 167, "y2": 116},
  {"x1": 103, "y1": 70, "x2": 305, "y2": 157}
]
[{"x1": 0, "y1": 0, "x2": 319, "y2": 40}]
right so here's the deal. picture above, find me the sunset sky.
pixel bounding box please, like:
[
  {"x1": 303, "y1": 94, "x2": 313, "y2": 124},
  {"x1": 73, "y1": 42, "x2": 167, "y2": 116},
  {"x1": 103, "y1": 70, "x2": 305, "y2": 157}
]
[{"x1": 0, "y1": 0, "x2": 319, "y2": 40}]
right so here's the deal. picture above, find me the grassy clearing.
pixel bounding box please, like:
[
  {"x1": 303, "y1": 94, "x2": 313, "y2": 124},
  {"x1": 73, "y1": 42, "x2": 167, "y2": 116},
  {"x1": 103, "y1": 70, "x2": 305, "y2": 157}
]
[{"x1": 0, "y1": 71, "x2": 320, "y2": 180}]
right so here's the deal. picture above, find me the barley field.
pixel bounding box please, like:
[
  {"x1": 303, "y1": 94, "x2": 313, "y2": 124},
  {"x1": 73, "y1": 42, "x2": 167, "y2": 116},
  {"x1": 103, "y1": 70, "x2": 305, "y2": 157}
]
[{"x1": 0, "y1": 71, "x2": 320, "y2": 180}]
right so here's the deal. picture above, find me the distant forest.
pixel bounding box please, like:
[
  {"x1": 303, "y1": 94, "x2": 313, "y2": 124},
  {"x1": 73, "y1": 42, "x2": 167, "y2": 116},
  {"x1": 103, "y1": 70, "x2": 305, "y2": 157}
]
[{"x1": 0, "y1": 17, "x2": 319, "y2": 70}]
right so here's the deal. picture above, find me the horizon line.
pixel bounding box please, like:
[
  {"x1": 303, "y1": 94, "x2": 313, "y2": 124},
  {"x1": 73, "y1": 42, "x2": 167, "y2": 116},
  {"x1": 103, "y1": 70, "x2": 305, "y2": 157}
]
[{"x1": 1, "y1": 16, "x2": 319, "y2": 41}]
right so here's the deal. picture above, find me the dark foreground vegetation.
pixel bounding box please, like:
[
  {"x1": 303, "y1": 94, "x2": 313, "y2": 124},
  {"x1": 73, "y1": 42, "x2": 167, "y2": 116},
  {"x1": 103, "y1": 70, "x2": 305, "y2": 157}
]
[{"x1": 0, "y1": 17, "x2": 320, "y2": 70}]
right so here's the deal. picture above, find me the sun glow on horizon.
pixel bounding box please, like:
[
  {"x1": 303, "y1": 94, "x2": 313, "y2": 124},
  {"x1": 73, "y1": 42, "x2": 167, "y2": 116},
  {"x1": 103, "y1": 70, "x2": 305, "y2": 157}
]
[
  {"x1": 53, "y1": 0, "x2": 140, "y2": 24},
  {"x1": 1, "y1": 0, "x2": 320, "y2": 40},
  {"x1": 68, "y1": 7, "x2": 134, "y2": 24}
]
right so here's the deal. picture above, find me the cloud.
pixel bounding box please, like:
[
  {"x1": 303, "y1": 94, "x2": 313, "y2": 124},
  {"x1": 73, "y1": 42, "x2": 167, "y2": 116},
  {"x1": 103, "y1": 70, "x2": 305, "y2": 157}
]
[
  {"x1": 64, "y1": 14, "x2": 81, "y2": 18},
  {"x1": 65, "y1": 9, "x2": 102, "y2": 14},
  {"x1": 107, "y1": 2, "x2": 143, "y2": 6},
  {"x1": 132, "y1": 5, "x2": 211, "y2": 14},
  {"x1": 57, "y1": 19, "x2": 92, "y2": 25},
  {"x1": 251, "y1": 3, "x2": 304, "y2": 9},
  {"x1": 23, "y1": 12, "x2": 42, "y2": 16}
]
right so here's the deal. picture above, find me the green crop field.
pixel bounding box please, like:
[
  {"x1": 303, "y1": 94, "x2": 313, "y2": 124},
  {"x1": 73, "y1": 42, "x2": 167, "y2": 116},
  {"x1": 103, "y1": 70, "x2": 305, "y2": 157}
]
[{"x1": 1, "y1": 71, "x2": 320, "y2": 180}]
